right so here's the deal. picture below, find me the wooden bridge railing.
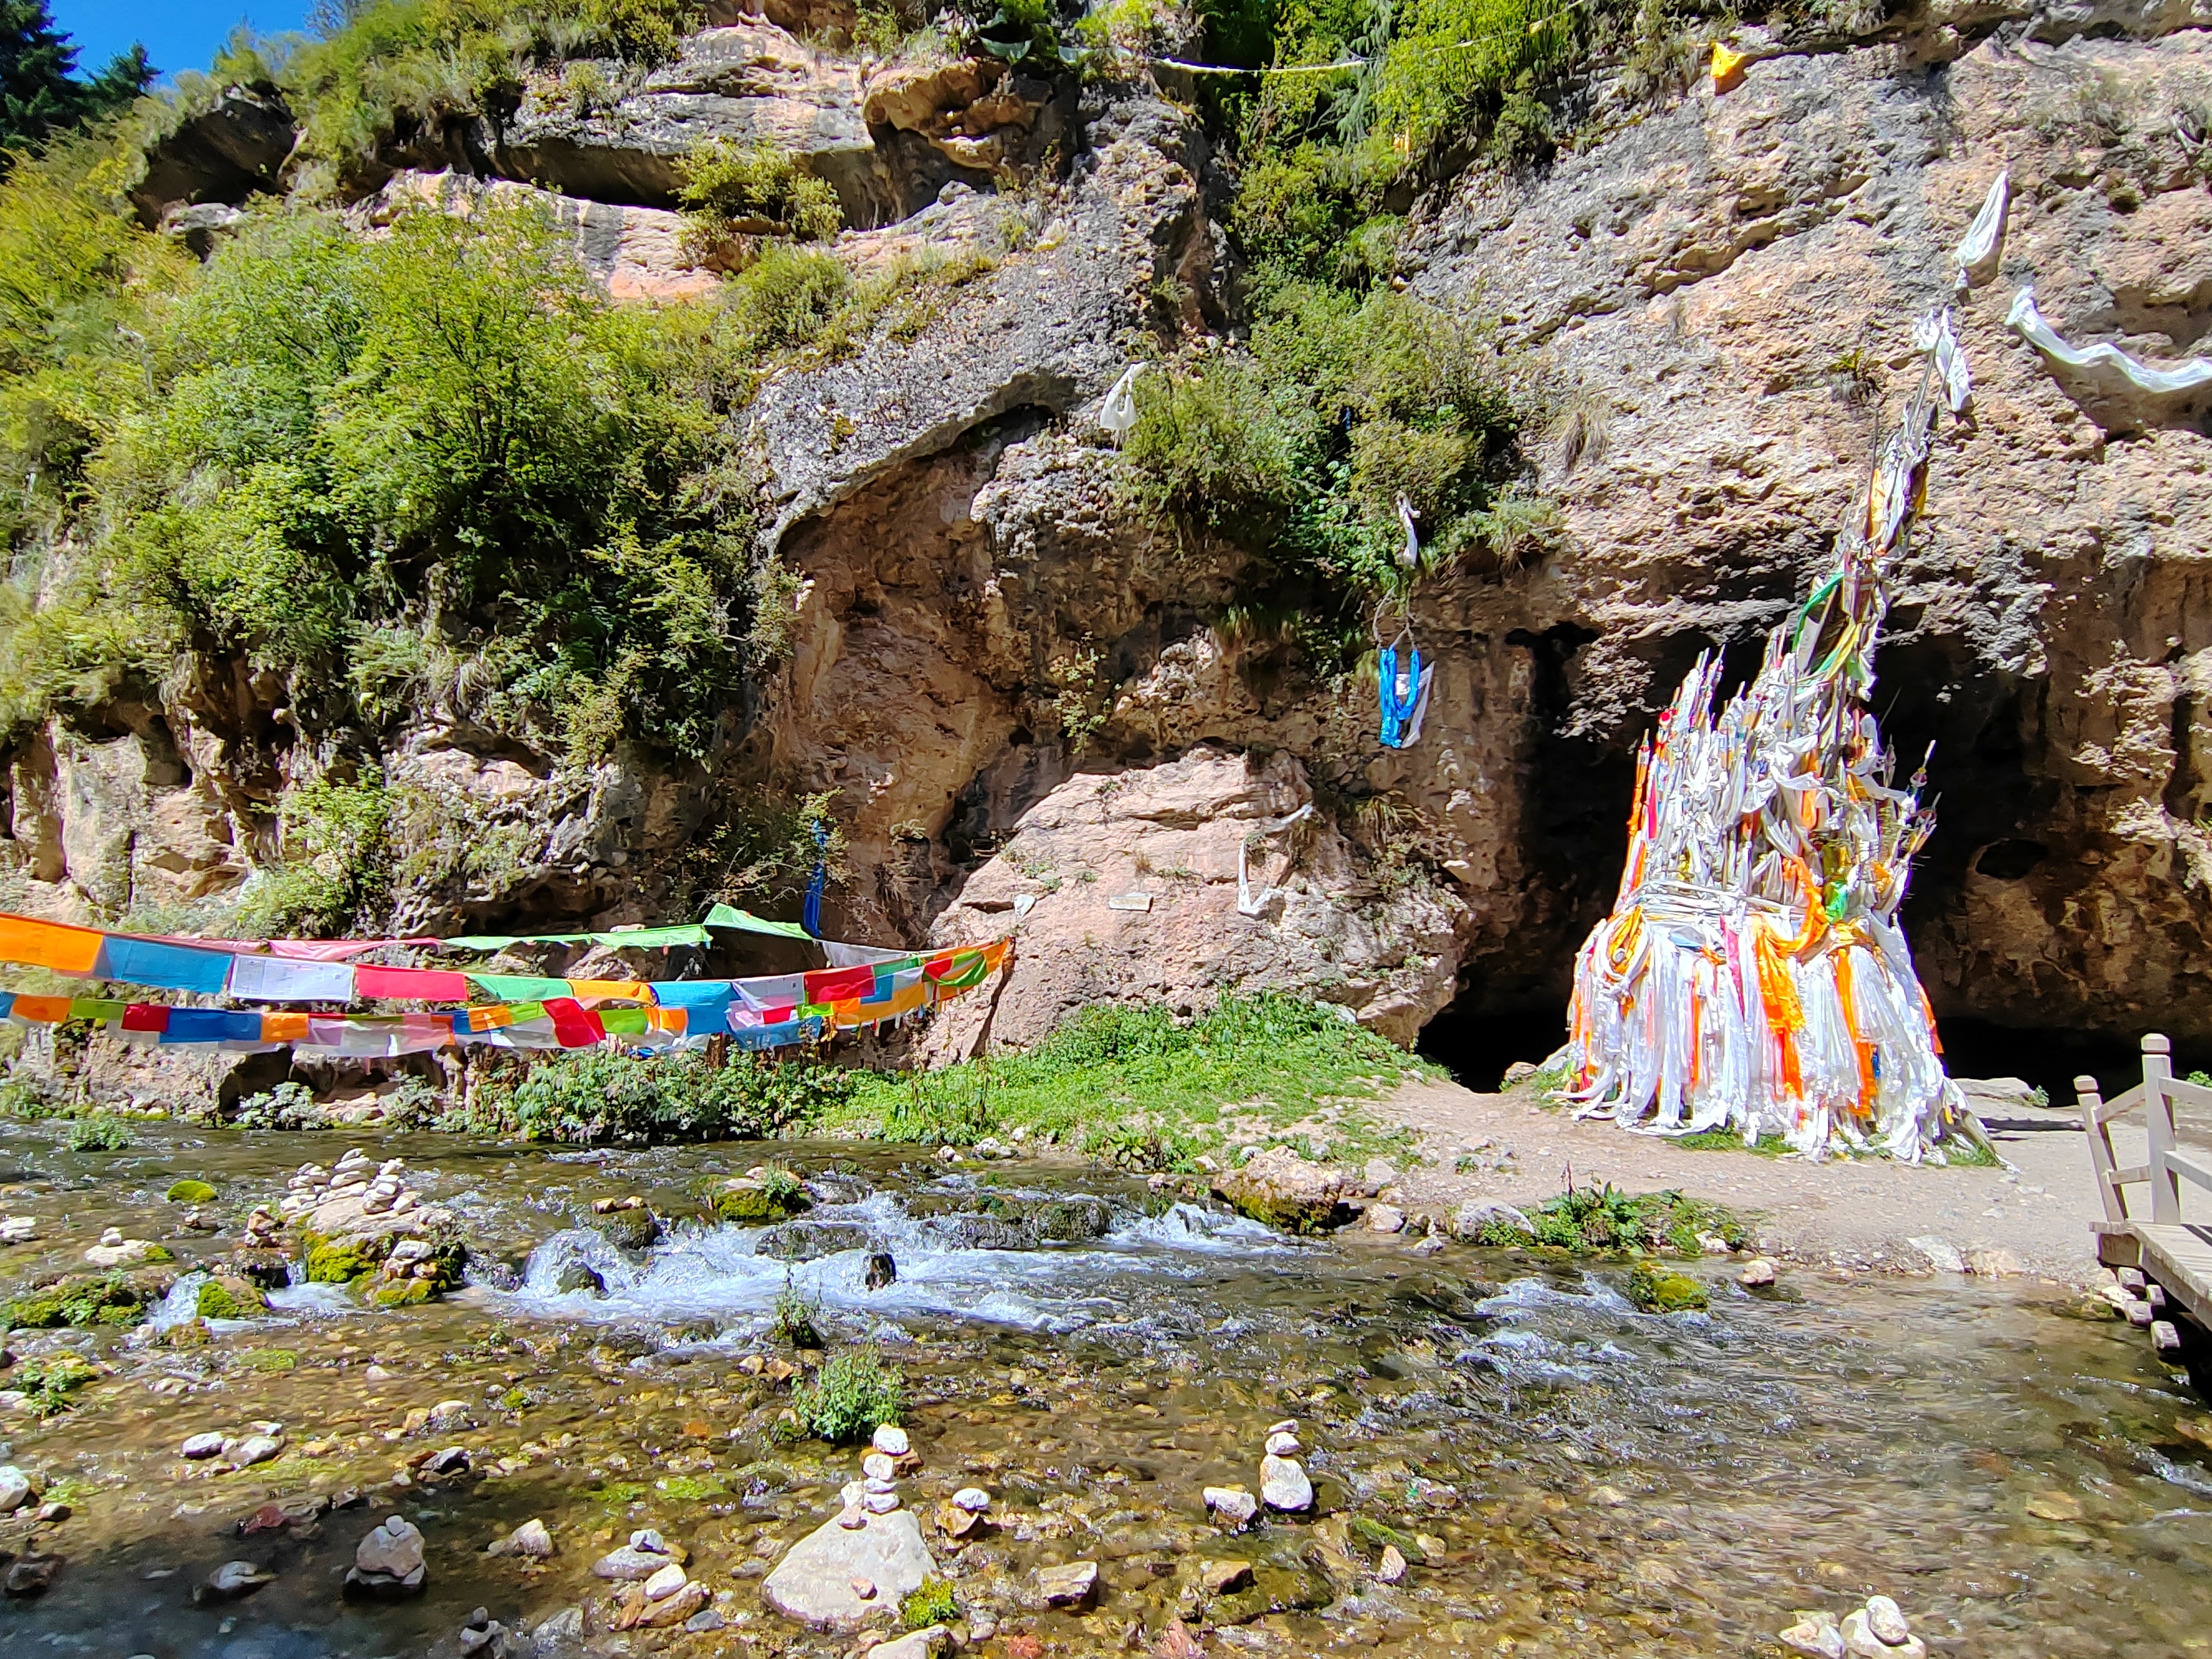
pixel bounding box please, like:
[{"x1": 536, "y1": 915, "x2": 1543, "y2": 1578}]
[{"x1": 2077, "y1": 1033, "x2": 2212, "y2": 1226}]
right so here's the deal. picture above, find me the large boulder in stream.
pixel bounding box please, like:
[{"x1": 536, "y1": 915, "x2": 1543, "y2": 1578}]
[
  {"x1": 1211, "y1": 1150, "x2": 1358, "y2": 1234},
  {"x1": 760, "y1": 1506, "x2": 935, "y2": 1631}
]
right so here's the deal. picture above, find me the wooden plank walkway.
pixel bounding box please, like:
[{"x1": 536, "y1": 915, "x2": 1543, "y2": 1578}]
[{"x1": 2078, "y1": 1035, "x2": 2212, "y2": 1370}]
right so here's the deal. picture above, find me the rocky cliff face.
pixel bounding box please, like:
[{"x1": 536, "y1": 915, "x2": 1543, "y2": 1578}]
[{"x1": 11, "y1": 2, "x2": 2212, "y2": 1090}]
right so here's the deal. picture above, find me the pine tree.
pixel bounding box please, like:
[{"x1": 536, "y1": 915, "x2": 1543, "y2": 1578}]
[{"x1": 0, "y1": 1, "x2": 154, "y2": 160}]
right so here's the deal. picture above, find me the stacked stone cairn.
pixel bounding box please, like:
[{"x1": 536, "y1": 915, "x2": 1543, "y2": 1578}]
[
  {"x1": 1782, "y1": 1594, "x2": 1927, "y2": 1659},
  {"x1": 1204, "y1": 1418, "x2": 1313, "y2": 1526}
]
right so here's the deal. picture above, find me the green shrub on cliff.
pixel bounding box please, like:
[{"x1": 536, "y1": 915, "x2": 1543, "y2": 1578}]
[
  {"x1": 677, "y1": 136, "x2": 843, "y2": 249},
  {"x1": 280, "y1": 1, "x2": 711, "y2": 186}
]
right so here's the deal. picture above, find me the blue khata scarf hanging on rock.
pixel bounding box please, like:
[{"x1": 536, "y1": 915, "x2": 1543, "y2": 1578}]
[
  {"x1": 801, "y1": 820, "x2": 830, "y2": 938},
  {"x1": 1379, "y1": 644, "x2": 1431, "y2": 748}
]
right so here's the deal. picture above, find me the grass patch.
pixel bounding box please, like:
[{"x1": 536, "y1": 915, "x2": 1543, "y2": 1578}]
[
  {"x1": 1670, "y1": 1128, "x2": 1790, "y2": 1157},
  {"x1": 827, "y1": 994, "x2": 1432, "y2": 1169},
  {"x1": 791, "y1": 1347, "x2": 903, "y2": 1444},
  {"x1": 1466, "y1": 1183, "x2": 1746, "y2": 1256}
]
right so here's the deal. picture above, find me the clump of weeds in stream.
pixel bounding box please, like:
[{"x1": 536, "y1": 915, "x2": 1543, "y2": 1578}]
[
  {"x1": 790, "y1": 1346, "x2": 905, "y2": 1444},
  {"x1": 837, "y1": 994, "x2": 1433, "y2": 1163},
  {"x1": 11, "y1": 1351, "x2": 96, "y2": 1416},
  {"x1": 771, "y1": 1272, "x2": 824, "y2": 1348},
  {"x1": 64, "y1": 1113, "x2": 132, "y2": 1151},
  {"x1": 1468, "y1": 1182, "x2": 1746, "y2": 1255},
  {"x1": 902, "y1": 1577, "x2": 959, "y2": 1630}
]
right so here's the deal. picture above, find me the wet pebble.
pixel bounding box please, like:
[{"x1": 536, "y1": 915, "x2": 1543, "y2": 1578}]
[
  {"x1": 0, "y1": 1465, "x2": 36, "y2": 1514},
  {"x1": 1037, "y1": 1560, "x2": 1098, "y2": 1607},
  {"x1": 179, "y1": 1433, "x2": 225, "y2": 1461},
  {"x1": 952, "y1": 1487, "x2": 990, "y2": 1513},
  {"x1": 487, "y1": 1518, "x2": 555, "y2": 1559},
  {"x1": 1264, "y1": 1430, "x2": 1300, "y2": 1456},
  {"x1": 1203, "y1": 1487, "x2": 1257, "y2": 1527},
  {"x1": 1202, "y1": 1558, "x2": 1252, "y2": 1594},
  {"x1": 1366, "y1": 1204, "x2": 1405, "y2": 1234},
  {"x1": 194, "y1": 1560, "x2": 275, "y2": 1603},
  {"x1": 1740, "y1": 1257, "x2": 1779, "y2": 1287},
  {"x1": 222, "y1": 1433, "x2": 285, "y2": 1469},
  {"x1": 1375, "y1": 1545, "x2": 1407, "y2": 1584}
]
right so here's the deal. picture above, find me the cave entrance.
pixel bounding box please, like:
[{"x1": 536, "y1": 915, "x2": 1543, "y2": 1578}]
[{"x1": 1415, "y1": 999, "x2": 1569, "y2": 1094}]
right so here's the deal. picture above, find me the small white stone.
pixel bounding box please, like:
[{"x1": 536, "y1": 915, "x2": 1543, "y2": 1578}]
[
  {"x1": 1375, "y1": 1545, "x2": 1407, "y2": 1584},
  {"x1": 952, "y1": 1487, "x2": 991, "y2": 1513},
  {"x1": 1265, "y1": 1418, "x2": 1297, "y2": 1436},
  {"x1": 1264, "y1": 1431, "x2": 1300, "y2": 1457},
  {"x1": 642, "y1": 1562, "x2": 689, "y2": 1601},
  {"x1": 1259, "y1": 1454, "x2": 1312, "y2": 1513},
  {"x1": 862, "y1": 1489, "x2": 900, "y2": 1514},
  {"x1": 1203, "y1": 1486, "x2": 1258, "y2": 1526},
  {"x1": 180, "y1": 1432, "x2": 225, "y2": 1460},
  {"x1": 1864, "y1": 1596, "x2": 1911, "y2": 1645},
  {"x1": 871, "y1": 1425, "x2": 911, "y2": 1456},
  {"x1": 862, "y1": 1452, "x2": 896, "y2": 1481}
]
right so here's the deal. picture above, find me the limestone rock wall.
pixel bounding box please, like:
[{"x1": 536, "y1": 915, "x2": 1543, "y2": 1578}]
[{"x1": 12, "y1": 5, "x2": 2212, "y2": 1080}]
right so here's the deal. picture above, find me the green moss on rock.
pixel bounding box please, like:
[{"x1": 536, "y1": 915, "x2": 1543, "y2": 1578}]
[
  {"x1": 196, "y1": 1277, "x2": 268, "y2": 1319},
  {"x1": 302, "y1": 1233, "x2": 389, "y2": 1283},
  {"x1": 369, "y1": 1278, "x2": 435, "y2": 1307},
  {"x1": 1628, "y1": 1258, "x2": 1710, "y2": 1313},
  {"x1": 166, "y1": 1178, "x2": 219, "y2": 1203},
  {"x1": 1, "y1": 1268, "x2": 167, "y2": 1328}
]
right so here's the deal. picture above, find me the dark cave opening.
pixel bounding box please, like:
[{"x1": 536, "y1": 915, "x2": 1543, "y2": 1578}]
[{"x1": 1415, "y1": 1002, "x2": 1569, "y2": 1094}]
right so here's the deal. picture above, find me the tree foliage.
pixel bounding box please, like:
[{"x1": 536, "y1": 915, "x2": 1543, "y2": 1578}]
[{"x1": 0, "y1": 1, "x2": 153, "y2": 164}]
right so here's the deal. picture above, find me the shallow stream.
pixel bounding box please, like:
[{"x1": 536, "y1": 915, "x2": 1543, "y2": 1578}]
[{"x1": 3, "y1": 1122, "x2": 2209, "y2": 1659}]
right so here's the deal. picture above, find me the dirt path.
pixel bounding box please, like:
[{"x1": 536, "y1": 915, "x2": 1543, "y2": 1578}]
[{"x1": 1368, "y1": 1074, "x2": 2139, "y2": 1284}]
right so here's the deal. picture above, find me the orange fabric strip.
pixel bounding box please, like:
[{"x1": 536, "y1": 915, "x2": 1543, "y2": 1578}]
[{"x1": 0, "y1": 914, "x2": 105, "y2": 975}]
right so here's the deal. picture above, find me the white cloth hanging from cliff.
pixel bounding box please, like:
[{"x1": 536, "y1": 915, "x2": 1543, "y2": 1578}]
[
  {"x1": 1396, "y1": 495, "x2": 1421, "y2": 569},
  {"x1": 1099, "y1": 365, "x2": 1143, "y2": 443},
  {"x1": 1953, "y1": 171, "x2": 2008, "y2": 289},
  {"x1": 1914, "y1": 307, "x2": 1972, "y2": 414},
  {"x1": 2008, "y1": 285, "x2": 2212, "y2": 397},
  {"x1": 1237, "y1": 804, "x2": 1314, "y2": 917}
]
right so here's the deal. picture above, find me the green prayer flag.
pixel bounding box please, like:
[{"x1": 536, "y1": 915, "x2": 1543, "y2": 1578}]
[{"x1": 702, "y1": 903, "x2": 814, "y2": 941}]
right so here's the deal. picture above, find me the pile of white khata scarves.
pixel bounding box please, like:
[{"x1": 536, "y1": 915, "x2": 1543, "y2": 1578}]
[{"x1": 1563, "y1": 300, "x2": 1993, "y2": 1164}]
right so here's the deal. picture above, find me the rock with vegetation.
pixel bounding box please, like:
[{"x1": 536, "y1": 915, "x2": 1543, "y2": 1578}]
[
  {"x1": 1628, "y1": 1259, "x2": 1710, "y2": 1314},
  {"x1": 761, "y1": 1503, "x2": 937, "y2": 1631},
  {"x1": 165, "y1": 1178, "x2": 218, "y2": 1203},
  {"x1": 710, "y1": 1166, "x2": 813, "y2": 1223},
  {"x1": 1459, "y1": 1185, "x2": 1745, "y2": 1256},
  {"x1": 2, "y1": 1267, "x2": 173, "y2": 1329},
  {"x1": 1212, "y1": 1148, "x2": 1358, "y2": 1234}
]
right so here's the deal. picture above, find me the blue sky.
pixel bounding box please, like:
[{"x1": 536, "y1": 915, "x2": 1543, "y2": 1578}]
[{"x1": 51, "y1": 1, "x2": 315, "y2": 81}]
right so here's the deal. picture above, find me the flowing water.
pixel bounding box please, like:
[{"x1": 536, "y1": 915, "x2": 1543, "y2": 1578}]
[{"x1": 2, "y1": 1122, "x2": 2209, "y2": 1659}]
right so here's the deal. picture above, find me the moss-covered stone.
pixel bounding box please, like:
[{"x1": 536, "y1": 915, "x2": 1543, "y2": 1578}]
[
  {"x1": 1628, "y1": 1258, "x2": 1710, "y2": 1313},
  {"x1": 304, "y1": 1235, "x2": 388, "y2": 1283},
  {"x1": 196, "y1": 1276, "x2": 268, "y2": 1319},
  {"x1": 165, "y1": 1178, "x2": 219, "y2": 1203},
  {"x1": 709, "y1": 1181, "x2": 810, "y2": 1224},
  {"x1": 598, "y1": 1204, "x2": 665, "y2": 1247},
  {"x1": 1, "y1": 1267, "x2": 172, "y2": 1328},
  {"x1": 369, "y1": 1278, "x2": 435, "y2": 1307}
]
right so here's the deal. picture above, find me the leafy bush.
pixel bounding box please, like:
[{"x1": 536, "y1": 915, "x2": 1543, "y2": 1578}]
[
  {"x1": 238, "y1": 772, "x2": 393, "y2": 937},
  {"x1": 232, "y1": 1080, "x2": 326, "y2": 1129},
  {"x1": 1124, "y1": 280, "x2": 1530, "y2": 649},
  {"x1": 470, "y1": 1049, "x2": 857, "y2": 1145},
  {"x1": 64, "y1": 1113, "x2": 131, "y2": 1151},
  {"x1": 772, "y1": 1275, "x2": 824, "y2": 1347},
  {"x1": 677, "y1": 136, "x2": 843, "y2": 248},
  {"x1": 792, "y1": 1346, "x2": 904, "y2": 1442}
]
